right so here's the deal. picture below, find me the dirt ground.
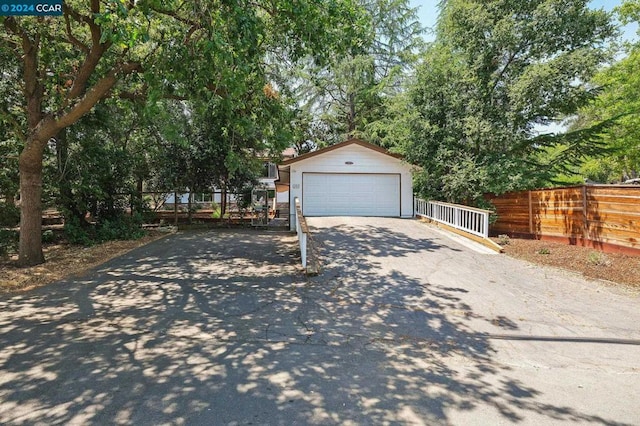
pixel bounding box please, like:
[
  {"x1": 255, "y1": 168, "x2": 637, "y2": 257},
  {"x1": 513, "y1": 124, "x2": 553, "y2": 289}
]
[
  {"x1": 495, "y1": 237, "x2": 640, "y2": 289},
  {"x1": 0, "y1": 230, "x2": 173, "y2": 294},
  {"x1": 1, "y1": 229, "x2": 638, "y2": 294}
]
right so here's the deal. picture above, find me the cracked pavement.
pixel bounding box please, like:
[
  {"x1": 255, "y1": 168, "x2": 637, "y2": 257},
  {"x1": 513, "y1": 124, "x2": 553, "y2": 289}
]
[{"x1": 1, "y1": 220, "x2": 639, "y2": 425}]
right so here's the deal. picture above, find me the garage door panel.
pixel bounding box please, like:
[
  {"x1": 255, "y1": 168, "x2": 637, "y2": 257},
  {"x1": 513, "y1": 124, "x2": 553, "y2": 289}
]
[{"x1": 303, "y1": 173, "x2": 400, "y2": 216}]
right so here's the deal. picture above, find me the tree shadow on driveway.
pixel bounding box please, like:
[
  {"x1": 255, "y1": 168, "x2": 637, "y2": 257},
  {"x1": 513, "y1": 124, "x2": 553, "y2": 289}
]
[{"x1": 0, "y1": 228, "x2": 632, "y2": 425}]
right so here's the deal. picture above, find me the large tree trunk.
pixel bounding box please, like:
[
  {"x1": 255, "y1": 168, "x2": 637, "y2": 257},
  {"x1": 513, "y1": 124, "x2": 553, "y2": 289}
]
[
  {"x1": 5, "y1": 12, "x2": 140, "y2": 267},
  {"x1": 18, "y1": 140, "x2": 46, "y2": 266}
]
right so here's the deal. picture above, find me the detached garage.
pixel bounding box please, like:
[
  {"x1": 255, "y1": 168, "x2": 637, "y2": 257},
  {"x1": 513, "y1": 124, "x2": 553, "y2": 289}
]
[{"x1": 277, "y1": 139, "x2": 414, "y2": 229}]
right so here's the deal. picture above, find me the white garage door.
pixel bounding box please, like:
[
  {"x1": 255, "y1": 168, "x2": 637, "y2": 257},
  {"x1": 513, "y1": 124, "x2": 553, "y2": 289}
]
[{"x1": 303, "y1": 173, "x2": 400, "y2": 216}]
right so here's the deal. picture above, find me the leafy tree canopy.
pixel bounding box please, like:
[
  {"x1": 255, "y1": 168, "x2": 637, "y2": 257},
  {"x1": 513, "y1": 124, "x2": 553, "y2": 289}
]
[
  {"x1": 1, "y1": 0, "x2": 369, "y2": 265},
  {"x1": 288, "y1": 0, "x2": 423, "y2": 147},
  {"x1": 392, "y1": 0, "x2": 617, "y2": 204},
  {"x1": 548, "y1": 0, "x2": 640, "y2": 184}
]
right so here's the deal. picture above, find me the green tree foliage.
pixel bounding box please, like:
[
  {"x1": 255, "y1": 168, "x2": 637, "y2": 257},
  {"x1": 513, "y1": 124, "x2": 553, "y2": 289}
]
[
  {"x1": 1, "y1": 0, "x2": 367, "y2": 265},
  {"x1": 147, "y1": 95, "x2": 282, "y2": 216},
  {"x1": 291, "y1": 0, "x2": 423, "y2": 146},
  {"x1": 619, "y1": 0, "x2": 640, "y2": 24},
  {"x1": 394, "y1": 0, "x2": 616, "y2": 203},
  {"x1": 53, "y1": 101, "x2": 150, "y2": 221},
  {"x1": 0, "y1": 135, "x2": 20, "y2": 224},
  {"x1": 0, "y1": 48, "x2": 21, "y2": 226},
  {"x1": 564, "y1": 1, "x2": 640, "y2": 183}
]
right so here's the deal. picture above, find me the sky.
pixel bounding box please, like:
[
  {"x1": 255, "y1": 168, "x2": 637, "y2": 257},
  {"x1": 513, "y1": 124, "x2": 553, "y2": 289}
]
[{"x1": 409, "y1": 0, "x2": 639, "y2": 43}]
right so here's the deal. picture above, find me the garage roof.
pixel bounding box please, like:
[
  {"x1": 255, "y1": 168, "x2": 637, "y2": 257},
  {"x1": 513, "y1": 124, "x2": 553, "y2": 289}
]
[{"x1": 278, "y1": 138, "x2": 403, "y2": 169}]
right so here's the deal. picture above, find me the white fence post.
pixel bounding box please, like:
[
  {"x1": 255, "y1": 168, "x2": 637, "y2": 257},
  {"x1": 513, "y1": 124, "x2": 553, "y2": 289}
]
[
  {"x1": 482, "y1": 211, "x2": 489, "y2": 238},
  {"x1": 300, "y1": 232, "x2": 307, "y2": 268},
  {"x1": 294, "y1": 196, "x2": 309, "y2": 269}
]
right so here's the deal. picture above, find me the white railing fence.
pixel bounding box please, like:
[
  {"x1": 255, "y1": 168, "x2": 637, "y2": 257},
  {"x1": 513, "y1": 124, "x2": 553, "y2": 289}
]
[
  {"x1": 294, "y1": 197, "x2": 309, "y2": 268},
  {"x1": 415, "y1": 198, "x2": 490, "y2": 238}
]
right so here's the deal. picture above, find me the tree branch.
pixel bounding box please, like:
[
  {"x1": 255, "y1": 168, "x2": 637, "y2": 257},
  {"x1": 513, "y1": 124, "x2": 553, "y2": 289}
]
[
  {"x1": 63, "y1": 3, "x2": 93, "y2": 27},
  {"x1": 490, "y1": 42, "x2": 531, "y2": 97},
  {"x1": 89, "y1": 0, "x2": 101, "y2": 45},
  {"x1": 57, "y1": 61, "x2": 142, "y2": 129},
  {"x1": 63, "y1": 2, "x2": 113, "y2": 103},
  {"x1": 64, "y1": 9, "x2": 90, "y2": 54},
  {"x1": 4, "y1": 17, "x2": 43, "y2": 129},
  {"x1": 148, "y1": 4, "x2": 201, "y2": 28}
]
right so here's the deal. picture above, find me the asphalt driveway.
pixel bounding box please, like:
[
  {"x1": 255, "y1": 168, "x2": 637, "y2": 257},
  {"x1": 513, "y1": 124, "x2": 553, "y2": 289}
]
[{"x1": 0, "y1": 220, "x2": 639, "y2": 425}]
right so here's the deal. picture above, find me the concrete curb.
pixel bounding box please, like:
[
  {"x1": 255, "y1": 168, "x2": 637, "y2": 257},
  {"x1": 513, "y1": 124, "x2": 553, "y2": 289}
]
[
  {"x1": 304, "y1": 232, "x2": 321, "y2": 276},
  {"x1": 417, "y1": 217, "x2": 504, "y2": 253}
]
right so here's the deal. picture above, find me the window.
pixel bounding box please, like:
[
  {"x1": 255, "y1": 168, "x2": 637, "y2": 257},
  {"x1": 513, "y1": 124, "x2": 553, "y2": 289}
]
[
  {"x1": 263, "y1": 162, "x2": 278, "y2": 179},
  {"x1": 194, "y1": 193, "x2": 213, "y2": 203}
]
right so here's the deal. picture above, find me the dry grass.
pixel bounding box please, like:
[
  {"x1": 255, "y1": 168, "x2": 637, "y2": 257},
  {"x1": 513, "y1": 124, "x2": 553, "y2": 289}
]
[
  {"x1": 0, "y1": 231, "x2": 171, "y2": 294},
  {"x1": 495, "y1": 237, "x2": 640, "y2": 288}
]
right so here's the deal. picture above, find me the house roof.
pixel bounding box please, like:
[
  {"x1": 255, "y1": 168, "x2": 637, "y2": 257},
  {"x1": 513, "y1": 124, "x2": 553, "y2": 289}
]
[
  {"x1": 278, "y1": 138, "x2": 403, "y2": 169},
  {"x1": 281, "y1": 147, "x2": 297, "y2": 158}
]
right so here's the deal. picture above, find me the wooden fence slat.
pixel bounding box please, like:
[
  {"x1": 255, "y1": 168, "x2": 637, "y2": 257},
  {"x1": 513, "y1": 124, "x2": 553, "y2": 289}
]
[{"x1": 487, "y1": 185, "x2": 640, "y2": 254}]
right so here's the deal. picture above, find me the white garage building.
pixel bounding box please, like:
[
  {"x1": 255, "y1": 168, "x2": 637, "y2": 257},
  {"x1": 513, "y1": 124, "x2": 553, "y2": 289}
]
[{"x1": 277, "y1": 139, "x2": 415, "y2": 230}]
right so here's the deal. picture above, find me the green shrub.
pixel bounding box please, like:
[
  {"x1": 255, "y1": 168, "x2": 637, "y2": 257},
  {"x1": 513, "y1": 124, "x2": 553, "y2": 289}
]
[
  {"x1": 96, "y1": 213, "x2": 145, "y2": 242},
  {"x1": 537, "y1": 247, "x2": 550, "y2": 255},
  {"x1": 0, "y1": 203, "x2": 20, "y2": 227},
  {"x1": 587, "y1": 251, "x2": 611, "y2": 267},
  {"x1": 42, "y1": 229, "x2": 55, "y2": 243},
  {"x1": 140, "y1": 210, "x2": 157, "y2": 224},
  {"x1": 64, "y1": 216, "x2": 95, "y2": 246},
  {"x1": 497, "y1": 234, "x2": 510, "y2": 246},
  {"x1": 211, "y1": 202, "x2": 222, "y2": 219},
  {"x1": 188, "y1": 203, "x2": 202, "y2": 213},
  {"x1": 0, "y1": 229, "x2": 18, "y2": 257},
  {"x1": 65, "y1": 213, "x2": 146, "y2": 246}
]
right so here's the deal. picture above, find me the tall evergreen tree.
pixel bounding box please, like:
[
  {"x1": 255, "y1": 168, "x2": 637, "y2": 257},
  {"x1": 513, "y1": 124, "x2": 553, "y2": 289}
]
[
  {"x1": 565, "y1": 1, "x2": 640, "y2": 183},
  {"x1": 395, "y1": 0, "x2": 616, "y2": 203},
  {"x1": 291, "y1": 0, "x2": 423, "y2": 146}
]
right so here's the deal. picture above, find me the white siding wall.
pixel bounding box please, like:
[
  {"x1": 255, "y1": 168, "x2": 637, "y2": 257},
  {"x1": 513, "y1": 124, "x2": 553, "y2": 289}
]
[
  {"x1": 276, "y1": 190, "x2": 289, "y2": 203},
  {"x1": 289, "y1": 144, "x2": 414, "y2": 229}
]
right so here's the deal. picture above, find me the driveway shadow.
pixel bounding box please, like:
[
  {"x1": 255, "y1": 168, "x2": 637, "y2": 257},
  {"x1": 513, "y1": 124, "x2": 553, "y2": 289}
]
[
  {"x1": 0, "y1": 228, "x2": 632, "y2": 425},
  {"x1": 302, "y1": 220, "x2": 632, "y2": 424}
]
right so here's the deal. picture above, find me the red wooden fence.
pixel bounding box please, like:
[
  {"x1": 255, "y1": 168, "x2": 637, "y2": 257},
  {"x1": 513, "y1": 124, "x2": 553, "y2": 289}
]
[{"x1": 487, "y1": 185, "x2": 640, "y2": 255}]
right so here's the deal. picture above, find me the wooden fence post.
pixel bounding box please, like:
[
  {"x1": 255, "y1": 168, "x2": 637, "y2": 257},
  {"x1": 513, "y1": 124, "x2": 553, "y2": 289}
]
[
  {"x1": 582, "y1": 185, "x2": 588, "y2": 240},
  {"x1": 528, "y1": 190, "x2": 533, "y2": 235}
]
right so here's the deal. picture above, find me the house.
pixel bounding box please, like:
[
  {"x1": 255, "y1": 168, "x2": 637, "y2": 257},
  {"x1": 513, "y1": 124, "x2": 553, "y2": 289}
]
[
  {"x1": 162, "y1": 148, "x2": 297, "y2": 213},
  {"x1": 277, "y1": 139, "x2": 415, "y2": 230},
  {"x1": 260, "y1": 147, "x2": 296, "y2": 208}
]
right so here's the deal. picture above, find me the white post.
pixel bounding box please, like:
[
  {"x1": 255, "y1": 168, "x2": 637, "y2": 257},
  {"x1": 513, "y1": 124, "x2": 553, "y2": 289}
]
[
  {"x1": 294, "y1": 196, "x2": 308, "y2": 269},
  {"x1": 483, "y1": 211, "x2": 489, "y2": 238},
  {"x1": 300, "y1": 232, "x2": 307, "y2": 268}
]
